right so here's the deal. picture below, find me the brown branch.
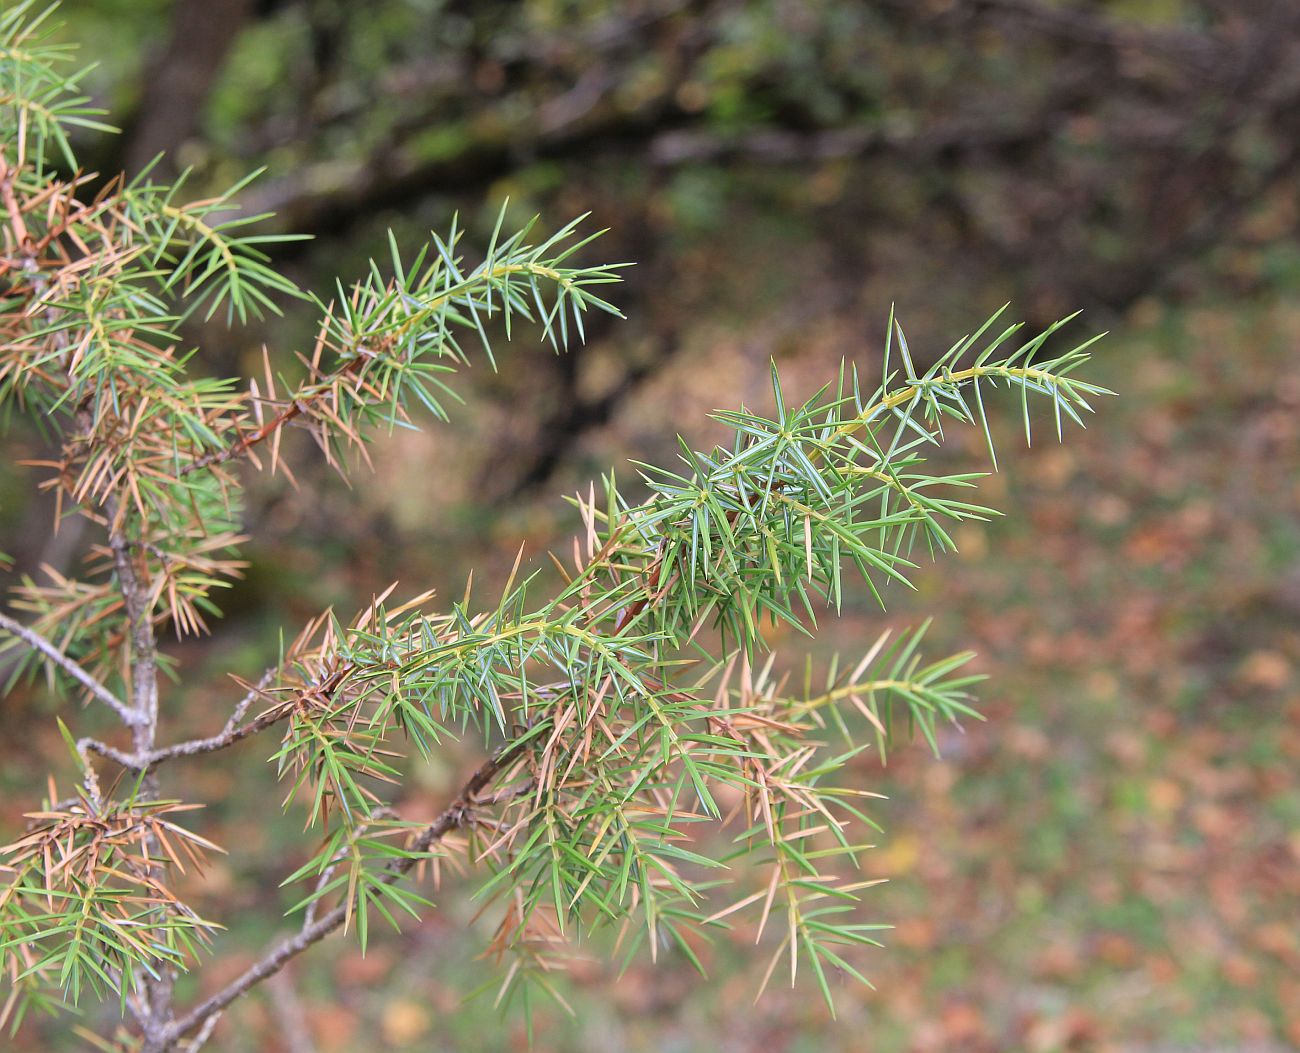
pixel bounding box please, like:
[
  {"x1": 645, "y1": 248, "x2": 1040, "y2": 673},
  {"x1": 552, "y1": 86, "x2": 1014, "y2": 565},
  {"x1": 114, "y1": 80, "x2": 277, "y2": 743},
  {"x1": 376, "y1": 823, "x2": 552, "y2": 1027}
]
[
  {"x1": 178, "y1": 401, "x2": 307, "y2": 478},
  {"x1": 178, "y1": 351, "x2": 371, "y2": 478},
  {"x1": 105, "y1": 501, "x2": 159, "y2": 749},
  {"x1": 181, "y1": 248, "x2": 575, "y2": 482},
  {"x1": 78, "y1": 737, "x2": 141, "y2": 770},
  {"x1": 164, "y1": 741, "x2": 525, "y2": 1045},
  {"x1": 75, "y1": 666, "x2": 328, "y2": 773},
  {"x1": 103, "y1": 495, "x2": 173, "y2": 1051},
  {"x1": 0, "y1": 610, "x2": 142, "y2": 726},
  {"x1": 78, "y1": 702, "x2": 292, "y2": 772},
  {"x1": 141, "y1": 667, "x2": 294, "y2": 768}
]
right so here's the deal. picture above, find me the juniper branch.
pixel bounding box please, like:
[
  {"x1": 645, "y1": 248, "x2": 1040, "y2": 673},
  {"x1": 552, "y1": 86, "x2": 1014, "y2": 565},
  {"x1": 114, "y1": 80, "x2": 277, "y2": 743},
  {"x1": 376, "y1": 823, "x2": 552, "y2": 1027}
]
[
  {"x1": 0, "y1": 7, "x2": 1111, "y2": 1043},
  {"x1": 163, "y1": 742, "x2": 523, "y2": 1044}
]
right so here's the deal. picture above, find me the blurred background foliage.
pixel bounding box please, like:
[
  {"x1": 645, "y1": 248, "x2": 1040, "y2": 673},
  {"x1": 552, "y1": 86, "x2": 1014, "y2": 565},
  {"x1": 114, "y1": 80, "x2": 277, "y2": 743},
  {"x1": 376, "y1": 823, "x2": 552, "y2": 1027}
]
[{"x1": 3, "y1": 1, "x2": 1300, "y2": 1050}]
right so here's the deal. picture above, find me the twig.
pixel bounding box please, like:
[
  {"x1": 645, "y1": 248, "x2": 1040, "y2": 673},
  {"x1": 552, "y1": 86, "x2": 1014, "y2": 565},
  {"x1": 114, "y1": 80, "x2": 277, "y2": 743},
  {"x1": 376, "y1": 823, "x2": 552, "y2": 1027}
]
[
  {"x1": 140, "y1": 687, "x2": 290, "y2": 768},
  {"x1": 79, "y1": 737, "x2": 141, "y2": 771},
  {"x1": 179, "y1": 352, "x2": 372, "y2": 478},
  {"x1": 164, "y1": 742, "x2": 524, "y2": 1044},
  {"x1": 73, "y1": 669, "x2": 319, "y2": 773},
  {"x1": 103, "y1": 496, "x2": 172, "y2": 1052},
  {"x1": 79, "y1": 716, "x2": 288, "y2": 772},
  {"x1": 105, "y1": 500, "x2": 160, "y2": 745},
  {"x1": 218, "y1": 667, "x2": 277, "y2": 737},
  {"x1": 0, "y1": 610, "x2": 142, "y2": 726}
]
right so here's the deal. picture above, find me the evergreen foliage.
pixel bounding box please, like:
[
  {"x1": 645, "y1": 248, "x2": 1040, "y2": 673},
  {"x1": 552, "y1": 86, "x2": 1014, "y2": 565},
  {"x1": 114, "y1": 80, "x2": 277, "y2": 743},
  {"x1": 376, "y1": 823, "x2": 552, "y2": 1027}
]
[{"x1": 0, "y1": 5, "x2": 1108, "y2": 1049}]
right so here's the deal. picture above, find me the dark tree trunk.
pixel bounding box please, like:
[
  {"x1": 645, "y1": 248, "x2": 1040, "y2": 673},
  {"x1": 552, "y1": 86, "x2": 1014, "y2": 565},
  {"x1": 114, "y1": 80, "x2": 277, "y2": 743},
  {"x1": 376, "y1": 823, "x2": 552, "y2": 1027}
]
[{"x1": 121, "y1": 0, "x2": 257, "y2": 179}]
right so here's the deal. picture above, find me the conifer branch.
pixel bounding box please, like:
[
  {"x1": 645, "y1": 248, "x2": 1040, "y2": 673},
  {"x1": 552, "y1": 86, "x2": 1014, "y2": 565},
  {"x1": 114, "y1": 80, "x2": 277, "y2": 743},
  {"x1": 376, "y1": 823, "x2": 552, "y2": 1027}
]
[
  {"x1": 0, "y1": 7, "x2": 1109, "y2": 1045},
  {"x1": 163, "y1": 743, "x2": 521, "y2": 1044}
]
